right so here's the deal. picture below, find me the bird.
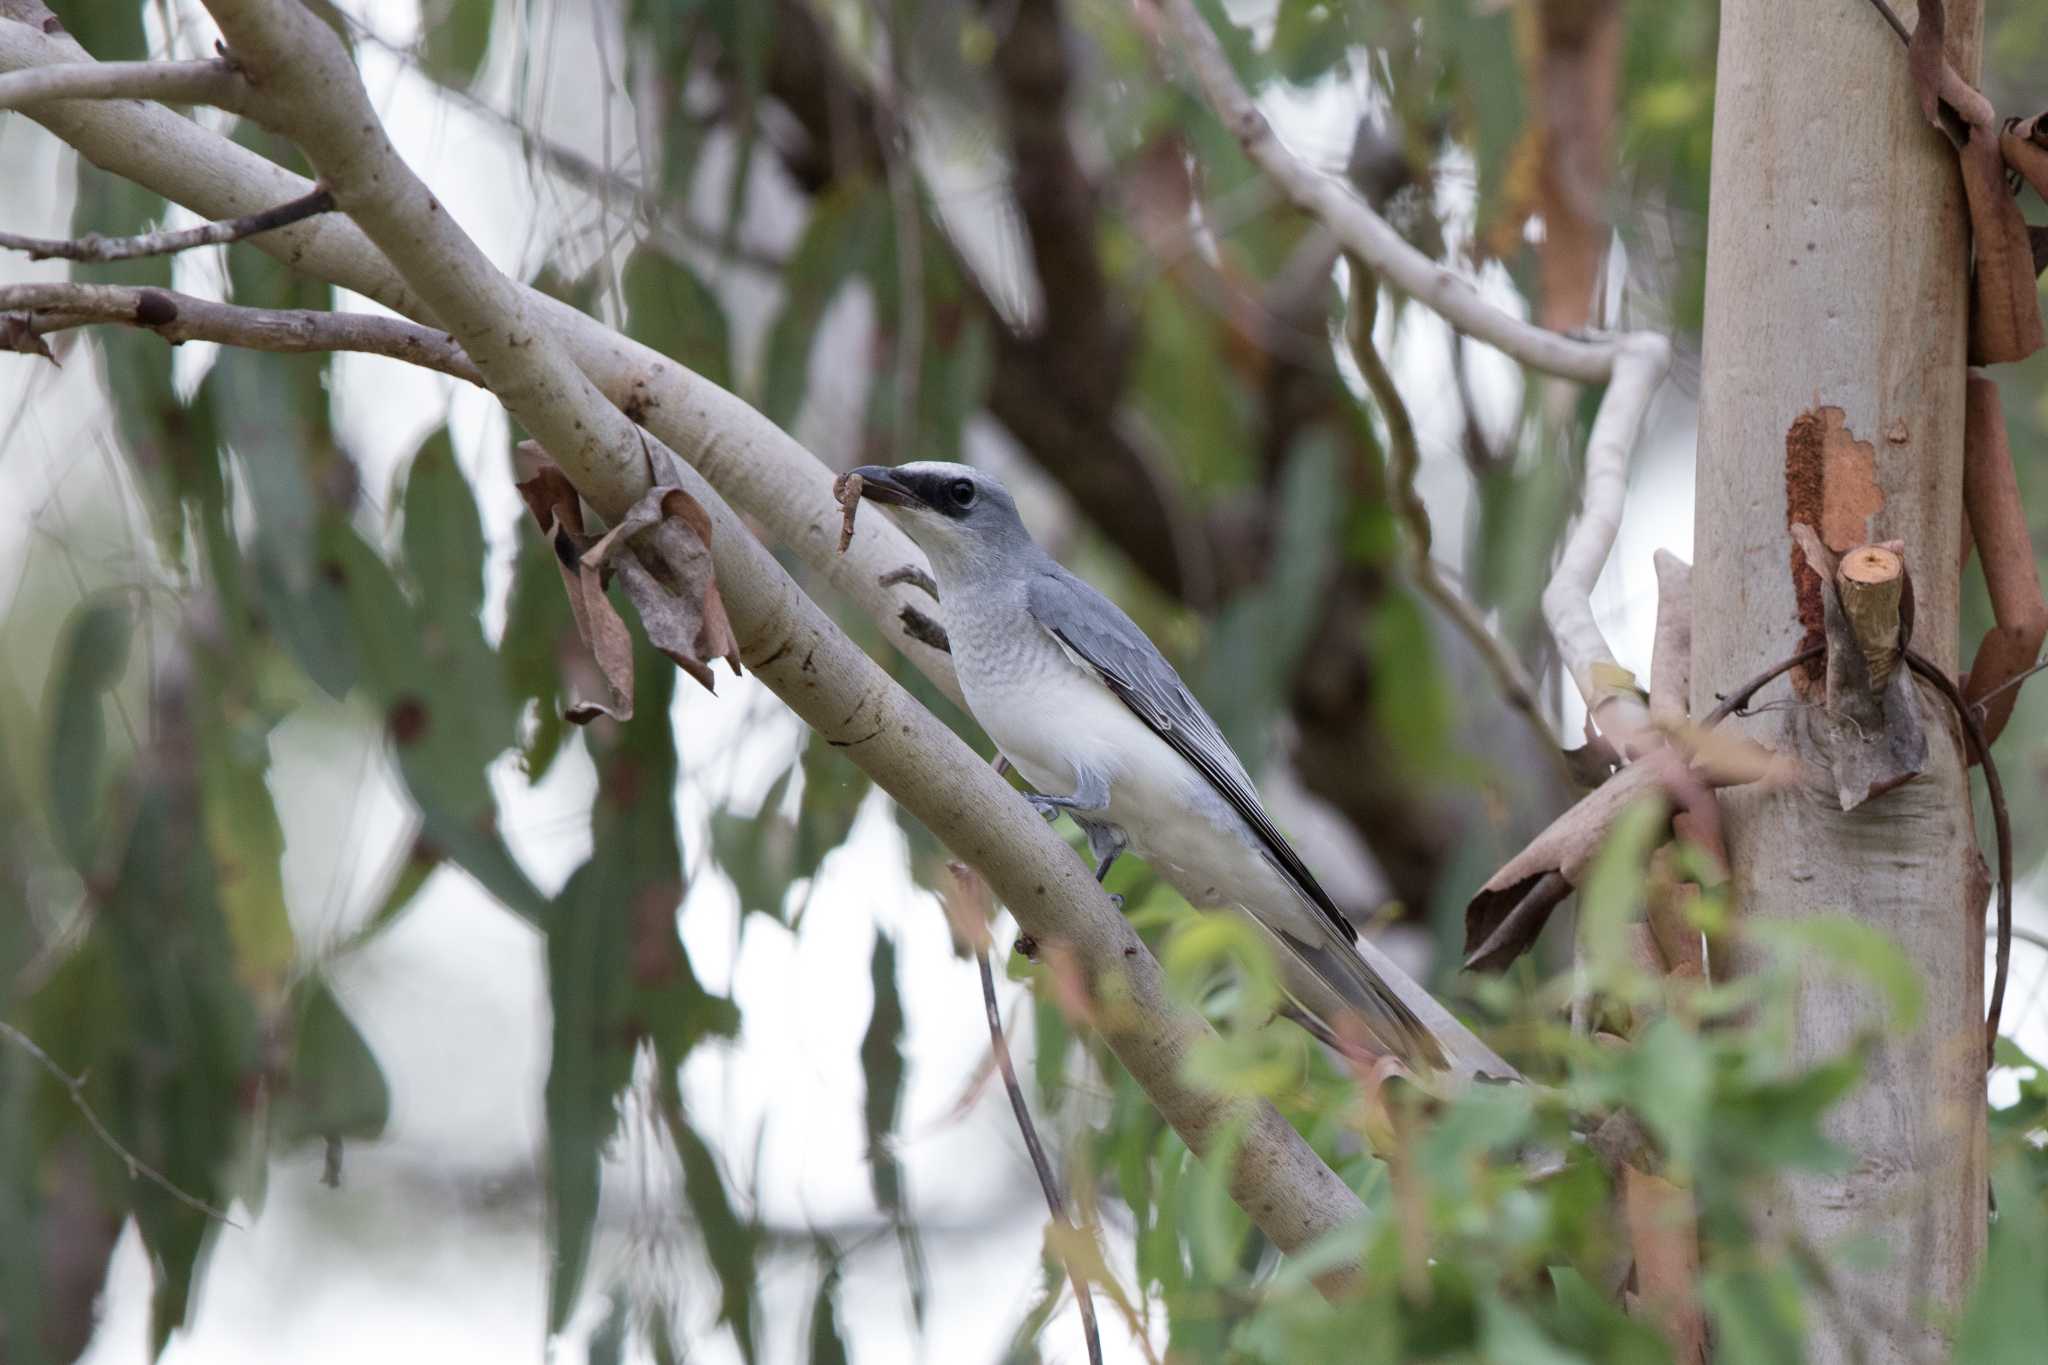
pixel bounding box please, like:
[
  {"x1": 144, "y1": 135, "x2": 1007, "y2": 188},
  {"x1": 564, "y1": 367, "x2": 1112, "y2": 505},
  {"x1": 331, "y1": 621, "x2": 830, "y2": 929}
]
[{"x1": 847, "y1": 460, "x2": 1510, "y2": 1079}]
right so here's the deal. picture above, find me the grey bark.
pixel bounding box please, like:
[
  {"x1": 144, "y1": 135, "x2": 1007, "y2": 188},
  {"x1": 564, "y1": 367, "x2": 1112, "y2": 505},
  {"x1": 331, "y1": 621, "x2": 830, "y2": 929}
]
[{"x1": 1694, "y1": 3, "x2": 1986, "y2": 1360}]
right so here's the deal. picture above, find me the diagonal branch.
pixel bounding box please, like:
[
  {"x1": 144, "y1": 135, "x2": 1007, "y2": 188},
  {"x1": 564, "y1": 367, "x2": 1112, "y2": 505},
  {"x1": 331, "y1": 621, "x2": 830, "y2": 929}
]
[
  {"x1": 0, "y1": 281, "x2": 483, "y2": 382},
  {"x1": 0, "y1": 186, "x2": 332, "y2": 262},
  {"x1": 0, "y1": 4, "x2": 963, "y2": 704},
  {"x1": 0, "y1": 0, "x2": 1377, "y2": 1293},
  {"x1": 1157, "y1": 0, "x2": 1672, "y2": 754}
]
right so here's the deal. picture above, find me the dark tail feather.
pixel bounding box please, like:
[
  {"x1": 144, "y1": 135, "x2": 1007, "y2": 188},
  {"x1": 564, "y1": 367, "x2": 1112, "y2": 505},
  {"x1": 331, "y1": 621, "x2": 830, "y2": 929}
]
[{"x1": 1273, "y1": 929, "x2": 1450, "y2": 1072}]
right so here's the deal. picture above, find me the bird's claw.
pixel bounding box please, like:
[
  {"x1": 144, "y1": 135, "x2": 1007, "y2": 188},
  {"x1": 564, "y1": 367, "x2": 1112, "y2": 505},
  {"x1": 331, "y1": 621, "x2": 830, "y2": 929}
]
[
  {"x1": 1025, "y1": 795, "x2": 1065, "y2": 821},
  {"x1": 1107, "y1": 893, "x2": 1124, "y2": 910}
]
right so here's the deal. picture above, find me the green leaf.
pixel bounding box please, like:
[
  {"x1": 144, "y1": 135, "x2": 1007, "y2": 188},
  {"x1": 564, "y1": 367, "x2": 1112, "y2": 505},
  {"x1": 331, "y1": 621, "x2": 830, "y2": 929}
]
[
  {"x1": 543, "y1": 642, "x2": 733, "y2": 1334},
  {"x1": 1365, "y1": 589, "x2": 1456, "y2": 779},
  {"x1": 624, "y1": 247, "x2": 735, "y2": 391},
  {"x1": 808, "y1": 1255, "x2": 851, "y2": 1365},
  {"x1": 543, "y1": 856, "x2": 639, "y2": 1333},
  {"x1": 401, "y1": 429, "x2": 489, "y2": 625},
  {"x1": 1479, "y1": 1294, "x2": 1591, "y2": 1365},
  {"x1": 1198, "y1": 438, "x2": 1343, "y2": 755},
  {"x1": 759, "y1": 182, "x2": 890, "y2": 426},
  {"x1": 52, "y1": 731, "x2": 263, "y2": 1354},
  {"x1": 422, "y1": 0, "x2": 495, "y2": 87},
  {"x1": 43, "y1": 598, "x2": 134, "y2": 874},
  {"x1": 271, "y1": 975, "x2": 390, "y2": 1148},
  {"x1": 861, "y1": 931, "x2": 907, "y2": 1216},
  {"x1": 315, "y1": 521, "x2": 543, "y2": 919},
  {"x1": 587, "y1": 1293, "x2": 630, "y2": 1365},
  {"x1": 1956, "y1": 1160, "x2": 2048, "y2": 1364},
  {"x1": 667, "y1": 1086, "x2": 759, "y2": 1361},
  {"x1": 1703, "y1": 1266, "x2": 1806, "y2": 1365},
  {"x1": 500, "y1": 522, "x2": 575, "y2": 780}
]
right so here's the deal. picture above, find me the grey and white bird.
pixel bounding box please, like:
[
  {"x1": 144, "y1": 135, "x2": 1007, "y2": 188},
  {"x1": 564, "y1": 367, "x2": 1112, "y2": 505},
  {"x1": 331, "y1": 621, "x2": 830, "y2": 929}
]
[{"x1": 850, "y1": 460, "x2": 1509, "y2": 1079}]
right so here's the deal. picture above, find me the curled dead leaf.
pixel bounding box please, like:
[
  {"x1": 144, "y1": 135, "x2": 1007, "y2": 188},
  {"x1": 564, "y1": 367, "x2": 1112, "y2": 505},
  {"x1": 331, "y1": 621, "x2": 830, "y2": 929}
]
[
  {"x1": 1463, "y1": 748, "x2": 1734, "y2": 975},
  {"x1": 514, "y1": 444, "x2": 742, "y2": 723},
  {"x1": 0, "y1": 312, "x2": 53, "y2": 361}
]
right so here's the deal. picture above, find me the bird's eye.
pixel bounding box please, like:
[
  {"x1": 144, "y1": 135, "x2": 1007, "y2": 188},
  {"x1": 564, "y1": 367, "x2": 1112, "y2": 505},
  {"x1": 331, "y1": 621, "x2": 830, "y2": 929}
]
[{"x1": 947, "y1": 478, "x2": 977, "y2": 509}]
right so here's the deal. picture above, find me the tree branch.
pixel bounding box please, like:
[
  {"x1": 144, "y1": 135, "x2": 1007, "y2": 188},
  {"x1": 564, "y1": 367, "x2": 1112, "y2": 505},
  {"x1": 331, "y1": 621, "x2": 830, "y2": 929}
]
[
  {"x1": 0, "y1": 10, "x2": 964, "y2": 705},
  {"x1": 2, "y1": 1020, "x2": 238, "y2": 1228},
  {"x1": 0, "y1": 54, "x2": 243, "y2": 111},
  {"x1": 0, "y1": 185, "x2": 332, "y2": 261},
  {"x1": 1345, "y1": 256, "x2": 1561, "y2": 759},
  {"x1": 1156, "y1": 0, "x2": 1672, "y2": 753},
  {"x1": 0, "y1": 0, "x2": 1375, "y2": 1291},
  {"x1": 0, "y1": 281, "x2": 482, "y2": 382}
]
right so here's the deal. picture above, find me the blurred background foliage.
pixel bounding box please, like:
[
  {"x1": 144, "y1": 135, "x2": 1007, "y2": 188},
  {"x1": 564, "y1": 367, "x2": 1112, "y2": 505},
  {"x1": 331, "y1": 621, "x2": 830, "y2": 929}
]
[{"x1": 1, "y1": 0, "x2": 2045, "y2": 1361}]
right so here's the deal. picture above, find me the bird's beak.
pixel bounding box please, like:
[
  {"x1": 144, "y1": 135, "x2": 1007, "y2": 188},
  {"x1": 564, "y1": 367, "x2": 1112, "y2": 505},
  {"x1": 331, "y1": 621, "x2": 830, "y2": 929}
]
[{"x1": 847, "y1": 465, "x2": 928, "y2": 511}]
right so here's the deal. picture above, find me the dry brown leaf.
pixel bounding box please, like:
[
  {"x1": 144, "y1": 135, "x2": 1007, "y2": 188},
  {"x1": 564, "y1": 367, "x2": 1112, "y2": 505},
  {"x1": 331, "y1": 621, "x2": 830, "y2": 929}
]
[
  {"x1": 1623, "y1": 1167, "x2": 1708, "y2": 1364},
  {"x1": 1648, "y1": 551, "x2": 1692, "y2": 730},
  {"x1": 1961, "y1": 375, "x2": 2048, "y2": 745},
  {"x1": 1907, "y1": 0, "x2": 1950, "y2": 132},
  {"x1": 1464, "y1": 754, "x2": 1672, "y2": 973},
  {"x1": 0, "y1": 312, "x2": 52, "y2": 361},
  {"x1": 513, "y1": 446, "x2": 742, "y2": 720},
  {"x1": 513, "y1": 451, "x2": 635, "y2": 723},
  {"x1": 581, "y1": 484, "x2": 742, "y2": 694},
  {"x1": 2003, "y1": 114, "x2": 2048, "y2": 202},
  {"x1": 1962, "y1": 122, "x2": 2047, "y2": 364}
]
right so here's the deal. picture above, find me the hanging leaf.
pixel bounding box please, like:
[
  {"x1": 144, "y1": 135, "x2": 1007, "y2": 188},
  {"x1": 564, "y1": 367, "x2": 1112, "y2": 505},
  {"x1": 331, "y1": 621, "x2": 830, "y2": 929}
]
[
  {"x1": 320, "y1": 520, "x2": 545, "y2": 921},
  {"x1": 664, "y1": 1081, "x2": 759, "y2": 1362},
  {"x1": 501, "y1": 524, "x2": 576, "y2": 780},
  {"x1": 759, "y1": 182, "x2": 890, "y2": 427},
  {"x1": 623, "y1": 247, "x2": 735, "y2": 391},
  {"x1": 807, "y1": 1253, "x2": 851, "y2": 1365},
  {"x1": 544, "y1": 640, "x2": 734, "y2": 1333},
  {"x1": 43, "y1": 598, "x2": 134, "y2": 875},
  {"x1": 421, "y1": 0, "x2": 496, "y2": 88},
  {"x1": 197, "y1": 712, "x2": 293, "y2": 1000},
  {"x1": 38, "y1": 666, "x2": 262, "y2": 1355},
  {"x1": 271, "y1": 975, "x2": 390, "y2": 1152},
  {"x1": 860, "y1": 931, "x2": 908, "y2": 1217}
]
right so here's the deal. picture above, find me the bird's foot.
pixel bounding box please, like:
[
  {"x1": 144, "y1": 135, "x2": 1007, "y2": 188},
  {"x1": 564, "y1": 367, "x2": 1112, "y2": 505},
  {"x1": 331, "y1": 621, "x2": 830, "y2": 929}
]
[
  {"x1": 1025, "y1": 794, "x2": 1072, "y2": 821},
  {"x1": 1107, "y1": 892, "x2": 1125, "y2": 910}
]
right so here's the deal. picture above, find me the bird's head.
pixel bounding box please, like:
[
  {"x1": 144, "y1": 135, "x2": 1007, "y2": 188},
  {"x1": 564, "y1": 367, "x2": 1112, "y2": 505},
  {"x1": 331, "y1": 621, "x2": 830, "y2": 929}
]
[{"x1": 845, "y1": 461, "x2": 1034, "y2": 582}]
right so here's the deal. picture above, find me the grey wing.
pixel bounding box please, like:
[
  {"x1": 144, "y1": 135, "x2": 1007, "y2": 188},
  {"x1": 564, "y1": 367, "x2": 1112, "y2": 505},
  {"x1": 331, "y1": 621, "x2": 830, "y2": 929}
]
[
  {"x1": 1024, "y1": 572, "x2": 1350, "y2": 940},
  {"x1": 1024, "y1": 571, "x2": 1448, "y2": 1070}
]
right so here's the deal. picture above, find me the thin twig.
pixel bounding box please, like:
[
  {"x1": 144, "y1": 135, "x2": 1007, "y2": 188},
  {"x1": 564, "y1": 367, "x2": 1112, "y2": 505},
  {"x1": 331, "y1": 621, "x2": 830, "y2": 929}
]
[
  {"x1": 0, "y1": 55, "x2": 243, "y2": 112},
  {"x1": 1701, "y1": 646, "x2": 1825, "y2": 726},
  {"x1": 1856, "y1": 0, "x2": 1912, "y2": 47},
  {"x1": 1967, "y1": 651, "x2": 2047, "y2": 717},
  {"x1": 1903, "y1": 649, "x2": 2012, "y2": 1062},
  {"x1": 1156, "y1": 0, "x2": 1670, "y2": 753},
  {"x1": 0, "y1": 282, "x2": 484, "y2": 384},
  {"x1": 976, "y1": 947, "x2": 1104, "y2": 1365},
  {"x1": 0, "y1": 186, "x2": 334, "y2": 263},
  {"x1": 1344, "y1": 256, "x2": 1565, "y2": 765},
  {"x1": 1, "y1": 1020, "x2": 239, "y2": 1226}
]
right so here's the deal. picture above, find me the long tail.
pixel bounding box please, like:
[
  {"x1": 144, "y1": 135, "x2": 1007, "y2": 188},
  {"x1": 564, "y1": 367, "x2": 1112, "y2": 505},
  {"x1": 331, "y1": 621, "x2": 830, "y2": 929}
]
[{"x1": 1265, "y1": 922, "x2": 1450, "y2": 1071}]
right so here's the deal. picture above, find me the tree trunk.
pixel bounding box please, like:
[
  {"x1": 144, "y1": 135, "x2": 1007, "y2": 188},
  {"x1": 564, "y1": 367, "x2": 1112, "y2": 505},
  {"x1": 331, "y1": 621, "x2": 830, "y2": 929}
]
[{"x1": 1694, "y1": 3, "x2": 1985, "y2": 1361}]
